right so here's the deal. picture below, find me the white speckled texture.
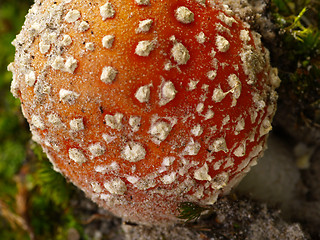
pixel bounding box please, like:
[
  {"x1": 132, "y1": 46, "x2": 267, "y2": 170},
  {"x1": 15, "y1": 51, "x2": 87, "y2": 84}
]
[{"x1": 9, "y1": 0, "x2": 280, "y2": 225}]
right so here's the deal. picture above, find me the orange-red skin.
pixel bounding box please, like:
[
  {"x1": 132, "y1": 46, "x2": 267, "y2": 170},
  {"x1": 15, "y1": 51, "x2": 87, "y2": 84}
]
[{"x1": 11, "y1": 0, "x2": 278, "y2": 224}]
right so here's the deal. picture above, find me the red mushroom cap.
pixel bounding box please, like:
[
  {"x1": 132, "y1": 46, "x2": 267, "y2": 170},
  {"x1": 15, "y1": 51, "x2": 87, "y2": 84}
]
[{"x1": 9, "y1": 0, "x2": 280, "y2": 225}]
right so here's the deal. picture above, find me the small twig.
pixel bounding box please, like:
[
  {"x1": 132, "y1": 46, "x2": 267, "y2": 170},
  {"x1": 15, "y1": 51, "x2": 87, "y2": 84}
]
[
  {"x1": 14, "y1": 166, "x2": 36, "y2": 240},
  {"x1": 82, "y1": 213, "x2": 114, "y2": 225},
  {"x1": 0, "y1": 200, "x2": 31, "y2": 237}
]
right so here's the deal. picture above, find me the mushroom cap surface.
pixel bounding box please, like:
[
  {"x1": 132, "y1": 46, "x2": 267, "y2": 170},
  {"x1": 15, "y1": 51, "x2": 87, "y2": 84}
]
[{"x1": 9, "y1": 0, "x2": 280, "y2": 225}]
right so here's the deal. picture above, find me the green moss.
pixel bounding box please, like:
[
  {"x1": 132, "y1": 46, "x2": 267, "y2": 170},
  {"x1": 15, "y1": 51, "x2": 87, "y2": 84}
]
[
  {"x1": 0, "y1": 2, "x2": 33, "y2": 237},
  {"x1": 271, "y1": 0, "x2": 320, "y2": 126}
]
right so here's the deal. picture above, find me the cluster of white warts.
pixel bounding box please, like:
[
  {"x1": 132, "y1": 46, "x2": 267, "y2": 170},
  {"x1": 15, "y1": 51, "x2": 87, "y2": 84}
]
[{"x1": 23, "y1": 1, "x2": 277, "y2": 197}]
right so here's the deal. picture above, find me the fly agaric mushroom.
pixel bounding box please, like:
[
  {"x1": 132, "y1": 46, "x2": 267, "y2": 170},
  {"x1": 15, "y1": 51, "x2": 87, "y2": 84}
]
[{"x1": 9, "y1": 0, "x2": 280, "y2": 225}]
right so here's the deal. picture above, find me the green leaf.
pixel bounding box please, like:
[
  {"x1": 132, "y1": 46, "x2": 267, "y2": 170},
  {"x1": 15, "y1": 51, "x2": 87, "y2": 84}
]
[{"x1": 177, "y1": 202, "x2": 210, "y2": 223}]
